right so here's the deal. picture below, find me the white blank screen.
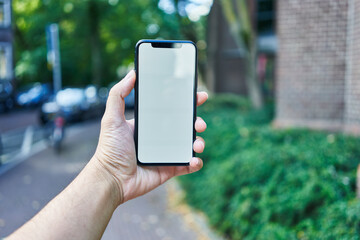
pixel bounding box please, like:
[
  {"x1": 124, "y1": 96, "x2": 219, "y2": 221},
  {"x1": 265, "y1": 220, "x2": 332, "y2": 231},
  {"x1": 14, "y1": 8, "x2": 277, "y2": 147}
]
[{"x1": 138, "y1": 42, "x2": 196, "y2": 164}]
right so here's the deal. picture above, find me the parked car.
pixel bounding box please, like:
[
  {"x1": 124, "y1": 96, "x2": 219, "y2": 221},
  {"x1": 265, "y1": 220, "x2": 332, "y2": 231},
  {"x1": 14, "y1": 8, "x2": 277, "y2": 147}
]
[
  {"x1": 83, "y1": 85, "x2": 106, "y2": 118},
  {"x1": 40, "y1": 87, "x2": 105, "y2": 125},
  {"x1": 0, "y1": 80, "x2": 14, "y2": 112},
  {"x1": 16, "y1": 83, "x2": 52, "y2": 108}
]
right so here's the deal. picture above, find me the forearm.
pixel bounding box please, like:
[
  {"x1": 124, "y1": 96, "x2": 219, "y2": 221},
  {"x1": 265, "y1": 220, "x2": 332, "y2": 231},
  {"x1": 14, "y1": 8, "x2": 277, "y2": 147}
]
[{"x1": 7, "y1": 158, "x2": 120, "y2": 240}]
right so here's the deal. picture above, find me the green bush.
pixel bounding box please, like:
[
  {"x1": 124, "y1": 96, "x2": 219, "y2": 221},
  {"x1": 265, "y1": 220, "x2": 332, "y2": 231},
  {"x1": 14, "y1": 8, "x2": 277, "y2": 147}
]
[{"x1": 179, "y1": 94, "x2": 360, "y2": 239}]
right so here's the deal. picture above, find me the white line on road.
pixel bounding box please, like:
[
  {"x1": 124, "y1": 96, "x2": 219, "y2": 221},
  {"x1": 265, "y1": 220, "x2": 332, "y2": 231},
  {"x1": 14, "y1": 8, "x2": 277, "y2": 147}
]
[
  {"x1": 21, "y1": 126, "x2": 34, "y2": 156},
  {"x1": 0, "y1": 139, "x2": 47, "y2": 176},
  {"x1": 0, "y1": 120, "x2": 103, "y2": 176}
]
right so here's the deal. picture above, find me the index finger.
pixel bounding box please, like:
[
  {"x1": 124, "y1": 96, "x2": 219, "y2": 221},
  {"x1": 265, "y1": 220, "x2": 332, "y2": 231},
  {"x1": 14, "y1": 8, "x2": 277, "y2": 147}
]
[{"x1": 197, "y1": 92, "x2": 208, "y2": 106}]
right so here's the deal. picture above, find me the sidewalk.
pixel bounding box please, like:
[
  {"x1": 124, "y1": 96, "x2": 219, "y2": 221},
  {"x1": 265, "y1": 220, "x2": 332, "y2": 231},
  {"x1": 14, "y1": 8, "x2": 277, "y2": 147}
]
[
  {"x1": 103, "y1": 179, "x2": 221, "y2": 240},
  {"x1": 104, "y1": 181, "x2": 198, "y2": 240},
  {"x1": 0, "y1": 117, "x2": 220, "y2": 240}
]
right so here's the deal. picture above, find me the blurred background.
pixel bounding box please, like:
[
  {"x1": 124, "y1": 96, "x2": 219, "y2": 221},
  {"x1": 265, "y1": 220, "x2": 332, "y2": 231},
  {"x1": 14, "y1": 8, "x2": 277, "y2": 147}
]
[{"x1": 1, "y1": 0, "x2": 360, "y2": 239}]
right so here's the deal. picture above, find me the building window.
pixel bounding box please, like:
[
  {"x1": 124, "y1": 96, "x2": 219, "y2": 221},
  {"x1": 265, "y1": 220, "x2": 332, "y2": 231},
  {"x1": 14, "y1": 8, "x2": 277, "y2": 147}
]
[
  {"x1": 0, "y1": 0, "x2": 11, "y2": 27},
  {"x1": 257, "y1": 0, "x2": 275, "y2": 34},
  {"x1": 0, "y1": 43, "x2": 12, "y2": 80}
]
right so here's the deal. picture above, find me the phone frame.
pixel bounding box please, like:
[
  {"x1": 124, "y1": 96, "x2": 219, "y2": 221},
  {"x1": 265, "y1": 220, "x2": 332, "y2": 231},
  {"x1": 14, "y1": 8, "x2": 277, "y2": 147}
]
[{"x1": 134, "y1": 39, "x2": 198, "y2": 166}]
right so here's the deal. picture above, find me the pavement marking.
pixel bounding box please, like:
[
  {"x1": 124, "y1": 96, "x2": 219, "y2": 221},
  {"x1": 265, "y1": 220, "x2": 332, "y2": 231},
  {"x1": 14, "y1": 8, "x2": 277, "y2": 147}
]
[
  {"x1": 1, "y1": 125, "x2": 40, "y2": 165},
  {"x1": 0, "y1": 121, "x2": 101, "y2": 176},
  {"x1": 0, "y1": 140, "x2": 47, "y2": 176},
  {"x1": 21, "y1": 126, "x2": 34, "y2": 156}
]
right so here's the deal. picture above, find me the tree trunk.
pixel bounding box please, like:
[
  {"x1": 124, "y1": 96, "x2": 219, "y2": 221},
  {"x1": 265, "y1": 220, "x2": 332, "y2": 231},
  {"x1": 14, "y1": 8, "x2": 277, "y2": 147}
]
[
  {"x1": 88, "y1": 0, "x2": 102, "y2": 86},
  {"x1": 219, "y1": 0, "x2": 264, "y2": 109},
  {"x1": 246, "y1": 46, "x2": 264, "y2": 109}
]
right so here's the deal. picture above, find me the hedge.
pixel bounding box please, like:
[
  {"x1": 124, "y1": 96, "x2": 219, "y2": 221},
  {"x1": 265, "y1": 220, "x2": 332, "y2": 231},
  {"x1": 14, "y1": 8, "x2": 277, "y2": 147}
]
[{"x1": 179, "y1": 94, "x2": 360, "y2": 239}]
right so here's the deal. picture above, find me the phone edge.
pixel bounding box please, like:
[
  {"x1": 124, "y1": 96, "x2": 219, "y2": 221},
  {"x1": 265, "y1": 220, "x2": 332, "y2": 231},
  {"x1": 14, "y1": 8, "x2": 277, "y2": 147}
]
[{"x1": 134, "y1": 39, "x2": 198, "y2": 166}]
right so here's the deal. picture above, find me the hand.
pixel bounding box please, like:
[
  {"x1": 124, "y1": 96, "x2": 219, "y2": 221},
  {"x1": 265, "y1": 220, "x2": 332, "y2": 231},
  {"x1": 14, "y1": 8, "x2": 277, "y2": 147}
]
[{"x1": 94, "y1": 70, "x2": 208, "y2": 205}]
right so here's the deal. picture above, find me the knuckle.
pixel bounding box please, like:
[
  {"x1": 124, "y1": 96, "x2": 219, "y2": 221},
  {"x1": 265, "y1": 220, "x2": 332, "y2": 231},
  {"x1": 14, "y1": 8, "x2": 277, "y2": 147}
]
[
  {"x1": 101, "y1": 115, "x2": 108, "y2": 126},
  {"x1": 108, "y1": 86, "x2": 118, "y2": 97},
  {"x1": 101, "y1": 113, "x2": 113, "y2": 127}
]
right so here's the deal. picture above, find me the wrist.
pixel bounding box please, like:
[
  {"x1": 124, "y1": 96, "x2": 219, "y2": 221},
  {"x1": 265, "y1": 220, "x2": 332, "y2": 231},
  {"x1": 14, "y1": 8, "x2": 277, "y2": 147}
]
[{"x1": 88, "y1": 156, "x2": 124, "y2": 206}]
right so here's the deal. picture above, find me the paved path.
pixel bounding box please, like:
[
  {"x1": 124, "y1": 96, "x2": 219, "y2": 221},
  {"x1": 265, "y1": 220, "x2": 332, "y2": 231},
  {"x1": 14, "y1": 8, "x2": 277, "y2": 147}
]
[
  {"x1": 103, "y1": 184, "x2": 199, "y2": 240},
  {"x1": 0, "y1": 113, "x2": 208, "y2": 239}
]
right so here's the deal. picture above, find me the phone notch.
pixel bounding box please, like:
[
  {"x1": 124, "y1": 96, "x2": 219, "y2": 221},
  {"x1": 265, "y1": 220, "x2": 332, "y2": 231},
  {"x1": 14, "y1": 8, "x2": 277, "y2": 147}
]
[{"x1": 151, "y1": 42, "x2": 182, "y2": 48}]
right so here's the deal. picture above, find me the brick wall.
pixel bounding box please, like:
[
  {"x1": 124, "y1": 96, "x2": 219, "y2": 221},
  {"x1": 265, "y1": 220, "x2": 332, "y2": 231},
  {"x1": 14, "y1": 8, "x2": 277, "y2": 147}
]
[
  {"x1": 345, "y1": 0, "x2": 360, "y2": 132},
  {"x1": 275, "y1": 0, "x2": 360, "y2": 132}
]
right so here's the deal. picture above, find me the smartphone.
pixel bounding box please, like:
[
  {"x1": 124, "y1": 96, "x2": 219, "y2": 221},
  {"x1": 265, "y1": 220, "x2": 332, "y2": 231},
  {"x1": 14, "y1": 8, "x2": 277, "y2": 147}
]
[{"x1": 134, "y1": 39, "x2": 197, "y2": 165}]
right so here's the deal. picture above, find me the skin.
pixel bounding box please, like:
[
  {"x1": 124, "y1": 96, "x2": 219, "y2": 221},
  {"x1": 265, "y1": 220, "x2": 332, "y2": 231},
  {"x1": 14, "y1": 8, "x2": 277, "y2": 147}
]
[{"x1": 7, "y1": 70, "x2": 208, "y2": 240}]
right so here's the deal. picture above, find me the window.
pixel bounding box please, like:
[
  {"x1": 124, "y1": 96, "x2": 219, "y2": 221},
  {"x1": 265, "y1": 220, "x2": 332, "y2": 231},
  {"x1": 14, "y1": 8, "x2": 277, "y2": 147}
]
[
  {"x1": 0, "y1": 0, "x2": 11, "y2": 27},
  {"x1": 257, "y1": 0, "x2": 275, "y2": 34},
  {"x1": 0, "y1": 43, "x2": 12, "y2": 80}
]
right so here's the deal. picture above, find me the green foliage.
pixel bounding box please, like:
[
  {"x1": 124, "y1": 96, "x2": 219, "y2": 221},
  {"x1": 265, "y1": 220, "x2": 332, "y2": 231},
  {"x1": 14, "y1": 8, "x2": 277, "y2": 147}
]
[
  {"x1": 12, "y1": 0, "x2": 186, "y2": 87},
  {"x1": 179, "y1": 94, "x2": 360, "y2": 239}
]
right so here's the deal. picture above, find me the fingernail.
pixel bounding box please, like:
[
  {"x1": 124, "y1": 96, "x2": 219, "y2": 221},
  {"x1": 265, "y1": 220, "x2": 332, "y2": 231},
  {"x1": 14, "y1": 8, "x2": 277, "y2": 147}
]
[
  {"x1": 191, "y1": 158, "x2": 198, "y2": 167},
  {"x1": 199, "y1": 141, "x2": 205, "y2": 149}
]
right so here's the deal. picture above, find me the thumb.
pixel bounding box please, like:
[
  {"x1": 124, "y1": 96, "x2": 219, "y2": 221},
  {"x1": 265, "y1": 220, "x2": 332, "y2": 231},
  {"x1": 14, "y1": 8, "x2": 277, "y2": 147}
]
[{"x1": 104, "y1": 70, "x2": 136, "y2": 122}]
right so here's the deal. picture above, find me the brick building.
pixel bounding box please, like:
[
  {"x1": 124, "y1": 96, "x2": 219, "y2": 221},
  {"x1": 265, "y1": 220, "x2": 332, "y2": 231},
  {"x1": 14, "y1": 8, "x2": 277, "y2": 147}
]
[
  {"x1": 0, "y1": 0, "x2": 14, "y2": 110},
  {"x1": 275, "y1": 0, "x2": 360, "y2": 133}
]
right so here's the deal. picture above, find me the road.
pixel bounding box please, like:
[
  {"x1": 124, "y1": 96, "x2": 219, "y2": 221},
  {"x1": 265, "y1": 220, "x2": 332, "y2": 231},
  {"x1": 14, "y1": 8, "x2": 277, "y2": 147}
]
[
  {"x1": 0, "y1": 110, "x2": 212, "y2": 240},
  {"x1": 0, "y1": 109, "x2": 38, "y2": 133}
]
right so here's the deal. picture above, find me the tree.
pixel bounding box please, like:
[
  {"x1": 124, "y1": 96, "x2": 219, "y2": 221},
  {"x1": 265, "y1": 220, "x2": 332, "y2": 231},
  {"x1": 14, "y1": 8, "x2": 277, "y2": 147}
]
[
  {"x1": 12, "y1": 0, "x2": 185, "y2": 87},
  {"x1": 88, "y1": 0, "x2": 103, "y2": 86},
  {"x1": 172, "y1": 0, "x2": 208, "y2": 83},
  {"x1": 219, "y1": 0, "x2": 264, "y2": 109}
]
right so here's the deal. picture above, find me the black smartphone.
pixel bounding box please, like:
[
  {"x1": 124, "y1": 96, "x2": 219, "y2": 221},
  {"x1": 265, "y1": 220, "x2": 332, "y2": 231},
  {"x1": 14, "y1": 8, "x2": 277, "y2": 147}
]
[{"x1": 134, "y1": 39, "x2": 197, "y2": 165}]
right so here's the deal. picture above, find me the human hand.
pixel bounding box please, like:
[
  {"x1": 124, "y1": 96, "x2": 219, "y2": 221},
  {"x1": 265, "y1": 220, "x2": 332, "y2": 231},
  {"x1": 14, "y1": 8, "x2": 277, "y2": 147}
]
[{"x1": 93, "y1": 70, "x2": 208, "y2": 205}]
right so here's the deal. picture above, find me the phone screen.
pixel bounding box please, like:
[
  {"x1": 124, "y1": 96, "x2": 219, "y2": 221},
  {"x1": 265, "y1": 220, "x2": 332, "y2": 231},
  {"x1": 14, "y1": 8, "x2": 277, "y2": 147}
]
[{"x1": 136, "y1": 41, "x2": 197, "y2": 164}]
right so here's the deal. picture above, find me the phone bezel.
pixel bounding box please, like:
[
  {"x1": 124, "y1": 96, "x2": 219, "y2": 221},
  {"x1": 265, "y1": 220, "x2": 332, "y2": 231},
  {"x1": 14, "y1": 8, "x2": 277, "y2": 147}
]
[{"x1": 134, "y1": 39, "x2": 198, "y2": 166}]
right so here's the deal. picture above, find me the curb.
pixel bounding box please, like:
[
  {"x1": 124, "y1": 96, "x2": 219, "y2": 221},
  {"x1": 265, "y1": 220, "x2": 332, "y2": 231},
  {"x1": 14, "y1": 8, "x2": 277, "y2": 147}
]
[{"x1": 166, "y1": 179, "x2": 225, "y2": 240}]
